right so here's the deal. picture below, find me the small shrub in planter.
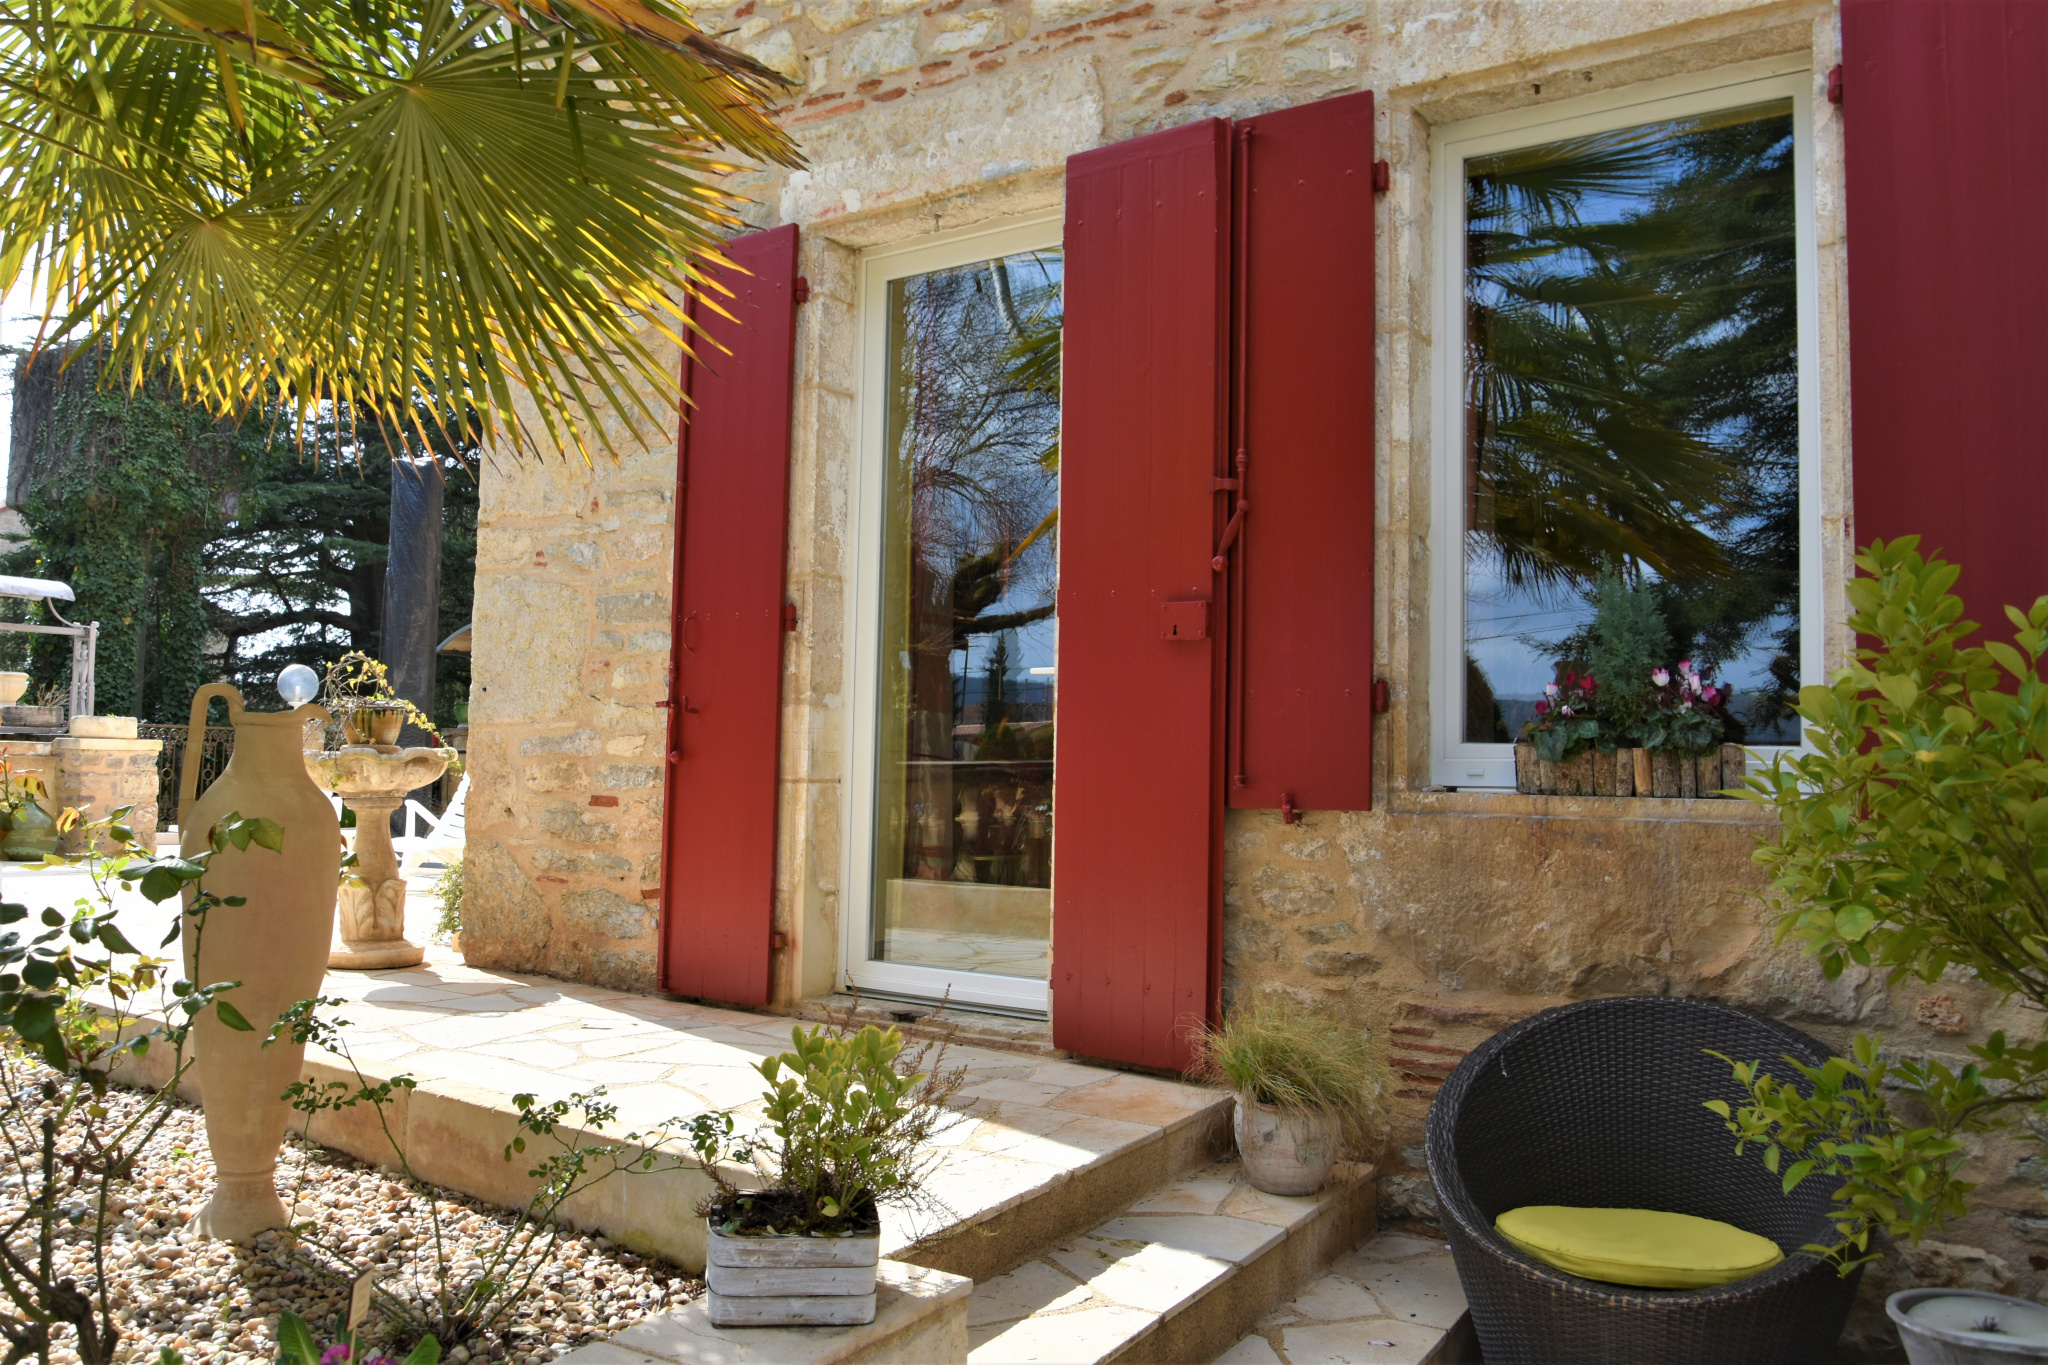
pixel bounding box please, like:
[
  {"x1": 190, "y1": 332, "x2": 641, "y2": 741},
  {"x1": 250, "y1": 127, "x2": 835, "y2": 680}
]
[
  {"x1": 686, "y1": 1022, "x2": 964, "y2": 1326},
  {"x1": 1186, "y1": 996, "x2": 1391, "y2": 1196}
]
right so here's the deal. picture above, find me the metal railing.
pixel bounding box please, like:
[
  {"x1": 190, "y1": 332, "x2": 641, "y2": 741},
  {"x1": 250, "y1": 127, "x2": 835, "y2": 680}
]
[{"x1": 138, "y1": 724, "x2": 234, "y2": 827}]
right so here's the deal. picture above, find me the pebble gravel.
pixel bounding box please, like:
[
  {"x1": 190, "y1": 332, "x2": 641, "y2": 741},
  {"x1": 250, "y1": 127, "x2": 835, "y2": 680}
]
[{"x1": 10, "y1": 1082, "x2": 700, "y2": 1365}]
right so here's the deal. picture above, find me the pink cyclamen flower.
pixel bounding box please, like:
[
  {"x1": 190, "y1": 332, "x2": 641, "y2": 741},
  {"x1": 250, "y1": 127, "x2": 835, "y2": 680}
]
[
  {"x1": 1559, "y1": 704, "x2": 1574, "y2": 716},
  {"x1": 1651, "y1": 668, "x2": 1670, "y2": 688},
  {"x1": 321, "y1": 1348, "x2": 351, "y2": 1365},
  {"x1": 1701, "y1": 685, "x2": 1720, "y2": 705},
  {"x1": 1679, "y1": 660, "x2": 1695, "y2": 675},
  {"x1": 1582, "y1": 674, "x2": 1597, "y2": 691},
  {"x1": 1534, "y1": 700, "x2": 1551, "y2": 715},
  {"x1": 1543, "y1": 682, "x2": 1560, "y2": 698}
]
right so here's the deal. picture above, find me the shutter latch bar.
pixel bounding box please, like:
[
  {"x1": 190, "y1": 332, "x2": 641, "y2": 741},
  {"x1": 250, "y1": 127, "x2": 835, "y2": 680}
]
[{"x1": 1211, "y1": 449, "x2": 1248, "y2": 573}]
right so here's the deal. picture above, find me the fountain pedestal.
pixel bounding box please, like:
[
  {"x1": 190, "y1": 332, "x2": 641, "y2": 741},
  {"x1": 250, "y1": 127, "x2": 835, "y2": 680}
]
[{"x1": 305, "y1": 745, "x2": 453, "y2": 970}]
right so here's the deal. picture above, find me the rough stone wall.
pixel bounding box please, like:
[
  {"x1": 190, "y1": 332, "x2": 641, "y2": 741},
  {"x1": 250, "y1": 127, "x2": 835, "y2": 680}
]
[
  {"x1": 463, "y1": 0, "x2": 2048, "y2": 1325},
  {"x1": 463, "y1": 431, "x2": 679, "y2": 994}
]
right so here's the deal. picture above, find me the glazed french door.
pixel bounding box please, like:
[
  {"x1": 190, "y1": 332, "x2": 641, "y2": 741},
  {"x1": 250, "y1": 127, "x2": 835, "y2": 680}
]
[{"x1": 844, "y1": 216, "x2": 1063, "y2": 1013}]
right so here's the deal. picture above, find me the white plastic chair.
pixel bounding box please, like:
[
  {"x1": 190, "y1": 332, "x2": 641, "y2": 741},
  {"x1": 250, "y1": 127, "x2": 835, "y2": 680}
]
[{"x1": 397, "y1": 774, "x2": 467, "y2": 877}]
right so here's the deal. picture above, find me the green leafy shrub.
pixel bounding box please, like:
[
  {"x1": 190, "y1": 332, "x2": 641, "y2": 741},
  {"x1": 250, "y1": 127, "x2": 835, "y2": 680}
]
[
  {"x1": 0, "y1": 805, "x2": 272, "y2": 1365},
  {"x1": 1717, "y1": 536, "x2": 2048, "y2": 1268},
  {"x1": 271, "y1": 1004, "x2": 695, "y2": 1355},
  {"x1": 433, "y1": 857, "x2": 463, "y2": 943},
  {"x1": 1185, "y1": 995, "x2": 1391, "y2": 1154},
  {"x1": 687, "y1": 1023, "x2": 964, "y2": 1237}
]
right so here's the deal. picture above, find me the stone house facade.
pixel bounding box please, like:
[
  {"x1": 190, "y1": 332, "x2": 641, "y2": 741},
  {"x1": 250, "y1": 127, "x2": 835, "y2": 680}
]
[{"x1": 462, "y1": 0, "x2": 2048, "y2": 1293}]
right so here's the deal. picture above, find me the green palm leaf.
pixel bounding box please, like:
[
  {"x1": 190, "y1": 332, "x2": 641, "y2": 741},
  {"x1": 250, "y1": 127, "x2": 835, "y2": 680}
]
[{"x1": 0, "y1": 0, "x2": 801, "y2": 462}]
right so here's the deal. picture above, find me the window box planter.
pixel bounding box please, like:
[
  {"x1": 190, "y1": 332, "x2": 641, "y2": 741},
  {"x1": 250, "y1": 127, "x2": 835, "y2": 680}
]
[
  {"x1": 1514, "y1": 743, "x2": 1748, "y2": 799},
  {"x1": 704, "y1": 1224, "x2": 881, "y2": 1327}
]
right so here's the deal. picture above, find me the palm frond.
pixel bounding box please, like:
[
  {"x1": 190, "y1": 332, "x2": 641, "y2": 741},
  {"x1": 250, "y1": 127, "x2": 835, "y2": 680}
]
[{"x1": 0, "y1": 0, "x2": 802, "y2": 462}]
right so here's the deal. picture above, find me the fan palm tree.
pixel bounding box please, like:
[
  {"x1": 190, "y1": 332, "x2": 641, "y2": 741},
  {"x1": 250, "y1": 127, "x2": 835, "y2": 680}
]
[{"x1": 0, "y1": 0, "x2": 802, "y2": 461}]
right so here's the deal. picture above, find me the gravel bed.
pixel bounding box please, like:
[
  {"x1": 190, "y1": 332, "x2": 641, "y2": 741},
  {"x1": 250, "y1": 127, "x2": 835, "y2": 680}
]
[{"x1": 11, "y1": 1082, "x2": 700, "y2": 1365}]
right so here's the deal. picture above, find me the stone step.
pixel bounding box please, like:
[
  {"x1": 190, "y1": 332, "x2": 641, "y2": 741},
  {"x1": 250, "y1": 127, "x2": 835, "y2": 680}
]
[
  {"x1": 1212, "y1": 1232, "x2": 1474, "y2": 1365},
  {"x1": 890, "y1": 1072, "x2": 1234, "y2": 1288},
  {"x1": 963, "y1": 1159, "x2": 1376, "y2": 1364}
]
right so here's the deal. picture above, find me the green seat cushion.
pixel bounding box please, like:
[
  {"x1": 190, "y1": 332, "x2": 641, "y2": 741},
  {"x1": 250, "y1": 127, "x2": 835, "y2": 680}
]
[{"x1": 1495, "y1": 1205, "x2": 1785, "y2": 1289}]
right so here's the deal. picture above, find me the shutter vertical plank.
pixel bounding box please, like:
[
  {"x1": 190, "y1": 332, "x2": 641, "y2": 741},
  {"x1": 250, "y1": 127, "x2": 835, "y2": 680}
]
[
  {"x1": 1844, "y1": 0, "x2": 2048, "y2": 629},
  {"x1": 1056, "y1": 121, "x2": 1231, "y2": 1070},
  {"x1": 659, "y1": 225, "x2": 800, "y2": 1006},
  {"x1": 1226, "y1": 91, "x2": 1376, "y2": 814}
]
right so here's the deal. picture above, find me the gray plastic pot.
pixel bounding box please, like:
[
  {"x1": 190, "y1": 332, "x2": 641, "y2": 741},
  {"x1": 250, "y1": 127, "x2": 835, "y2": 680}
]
[{"x1": 1889, "y1": 1289, "x2": 2048, "y2": 1364}]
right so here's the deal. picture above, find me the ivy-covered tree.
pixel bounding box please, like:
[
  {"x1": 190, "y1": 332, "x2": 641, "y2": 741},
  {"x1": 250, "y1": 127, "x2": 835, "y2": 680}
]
[
  {"x1": 6, "y1": 350, "x2": 477, "y2": 724},
  {"x1": 4, "y1": 345, "x2": 259, "y2": 719}
]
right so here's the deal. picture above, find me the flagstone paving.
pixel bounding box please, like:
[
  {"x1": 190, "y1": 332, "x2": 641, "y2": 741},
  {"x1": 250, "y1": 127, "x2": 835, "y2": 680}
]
[
  {"x1": 0, "y1": 855, "x2": 1223, "y2": 1263},
  {"x1": 1214, "y1": 1234, "x2": 1469, "y2": 1365}
]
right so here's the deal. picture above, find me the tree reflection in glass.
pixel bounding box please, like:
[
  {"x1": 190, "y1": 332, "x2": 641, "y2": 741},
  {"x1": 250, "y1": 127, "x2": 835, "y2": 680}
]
[
  {"x1": 872, "y1": 250, "x2": 1061, "y2": 981},
  {"x1": 1463, "y1": 100, "x2": 1801, "y2": 746}
]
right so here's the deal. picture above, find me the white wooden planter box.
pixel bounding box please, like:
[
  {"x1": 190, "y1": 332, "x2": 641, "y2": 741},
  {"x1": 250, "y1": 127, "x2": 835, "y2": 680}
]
[{"x1": 705, "y1": 1224, "x2": 881, "y2": 1327}]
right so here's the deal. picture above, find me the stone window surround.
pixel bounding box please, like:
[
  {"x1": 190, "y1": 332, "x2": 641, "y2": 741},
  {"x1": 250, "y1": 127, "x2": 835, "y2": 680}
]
[
  {"x1": 1422, "y1": 58, "x2": 1829, "y2": 793},
  {"x1": 766, "y1": 11, "x2": 1848, "y2": 1005}
]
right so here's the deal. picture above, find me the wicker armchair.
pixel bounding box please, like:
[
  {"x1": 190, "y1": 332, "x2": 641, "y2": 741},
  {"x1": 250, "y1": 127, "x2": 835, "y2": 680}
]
[{"x1": 1425, "y1": 996, "x2": 1862, "y2": 1365}]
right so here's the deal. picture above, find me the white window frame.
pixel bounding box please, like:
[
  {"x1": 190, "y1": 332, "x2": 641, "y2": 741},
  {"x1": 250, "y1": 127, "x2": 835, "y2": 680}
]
[
  {"x1": 1428, "y1": 58, "x2": 1824, "y2": 790},
  {"x1": 841, "y1": 211, "x2": 1063, "y2": 1015}
]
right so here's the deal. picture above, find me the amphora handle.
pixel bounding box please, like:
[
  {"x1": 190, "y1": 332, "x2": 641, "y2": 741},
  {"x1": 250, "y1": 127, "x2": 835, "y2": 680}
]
[{"x1": 179, "y1": 684, "x2": 244, "y2": 831}]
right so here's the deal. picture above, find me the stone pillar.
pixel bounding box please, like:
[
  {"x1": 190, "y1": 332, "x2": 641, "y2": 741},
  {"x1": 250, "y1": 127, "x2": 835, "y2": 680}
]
[
  {"x1": 0, "y1": 741, "x2": 58, "y2": 803},
  {"x1": 52, "y1": 716, "x2": 162, "y2": 853}
]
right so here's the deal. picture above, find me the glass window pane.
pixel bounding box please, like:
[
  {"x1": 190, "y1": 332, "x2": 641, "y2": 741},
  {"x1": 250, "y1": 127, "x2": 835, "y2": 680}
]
[
  {"x1": 871, "y1": 250, "x2": 1062, "y2": 980},
  {"x1": 1463, "y1": 100, "x2": 1801, "y2": 747}
]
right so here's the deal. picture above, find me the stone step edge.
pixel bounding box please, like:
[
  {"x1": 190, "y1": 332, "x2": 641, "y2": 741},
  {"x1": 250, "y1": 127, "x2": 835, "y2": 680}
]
[
  {"x1": 93, "y1": 999, "x2": 1229, "y2": 1284},
  {"x1": 97, "y1": 1002, "x2": 745, "y2": 1270},
  {"x1": 894, "y1": 1091, "x2": 1236, "y2": 1286},
  {"x1": 1103, "y1": 1171, "x2": 1376, "y2": 1365},
  {"x1": 570, "y1": 1261, "x2": 971, "y2": 1365}
]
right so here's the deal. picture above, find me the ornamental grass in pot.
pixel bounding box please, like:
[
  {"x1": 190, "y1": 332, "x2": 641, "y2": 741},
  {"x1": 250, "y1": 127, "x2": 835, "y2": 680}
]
[
  {"x1": 686, "y1": 1021, "x2": 964, "y2": 1327},
  {"x1": 1187, "y1": 996, "x2": 1391, "y2": 1196}
]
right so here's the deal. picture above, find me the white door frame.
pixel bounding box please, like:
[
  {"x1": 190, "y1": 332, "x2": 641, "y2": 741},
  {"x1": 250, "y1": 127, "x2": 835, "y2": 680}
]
[{"x1": 841, "y1": 211, "x2": 1063, "y2": 1014}]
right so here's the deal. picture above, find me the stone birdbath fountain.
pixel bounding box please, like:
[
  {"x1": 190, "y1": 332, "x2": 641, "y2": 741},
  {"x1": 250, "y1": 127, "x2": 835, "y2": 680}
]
[{"x1": 304, "y1": 742, "x2": 453, "y2": 969}]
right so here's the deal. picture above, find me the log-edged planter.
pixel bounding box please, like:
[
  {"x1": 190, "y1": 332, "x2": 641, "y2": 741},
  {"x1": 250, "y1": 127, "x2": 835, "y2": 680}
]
[
  {"x1": 1514, "y1": 742, "x2": 1748, "y2": 799},
  {"x1": 704, "y1": 1224, "x2": 881, "y2": 1327}
]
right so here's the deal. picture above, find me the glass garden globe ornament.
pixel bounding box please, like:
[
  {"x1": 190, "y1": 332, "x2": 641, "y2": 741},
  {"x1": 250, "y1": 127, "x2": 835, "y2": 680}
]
[{"x1": 277, "y1": 664, "x2": 320, "y2": 708}]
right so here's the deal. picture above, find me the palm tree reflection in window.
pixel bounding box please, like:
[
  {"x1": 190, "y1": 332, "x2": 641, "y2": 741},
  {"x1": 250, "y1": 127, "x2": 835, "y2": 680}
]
[
  {"x1": 872, "y1": 250, "x2": 1062, "y2": 980},
  {"x1": 1463, "y1": 101, "x2": 1802, "y2": 745}
]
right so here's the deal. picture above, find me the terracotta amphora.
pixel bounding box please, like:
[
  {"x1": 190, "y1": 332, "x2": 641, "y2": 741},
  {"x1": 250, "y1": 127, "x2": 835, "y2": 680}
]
[{"x1": 178, "y1": 683, "x2": 339, "y2": 1241}]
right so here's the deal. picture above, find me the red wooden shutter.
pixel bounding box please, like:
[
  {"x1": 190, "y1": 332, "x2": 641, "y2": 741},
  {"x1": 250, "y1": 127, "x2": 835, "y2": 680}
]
[
  {"x1": 1055, "y1": 120, "x2": 1231, "y2": 1069},
  {"x1": 1226, "y1": 92, "x2": 1376, "y2": 813},
  {"x1": 660, "y1": 224, "x2": 799, "y2": 1005},
  {"x1": 1844, "y1": 0, "x2": 2048, "y2": 625}
]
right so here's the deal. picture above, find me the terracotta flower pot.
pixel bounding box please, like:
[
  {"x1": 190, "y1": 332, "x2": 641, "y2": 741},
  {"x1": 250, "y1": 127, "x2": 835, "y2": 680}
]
[
  {"x1": 1234, "y1": 1092, "x2": 1340, "y2": 1196},
  {"x1": 178, "y1": 683, "x2": 339, "y2": 1242},
  {"x1": 704, "y1": 1223, "x2": 880, "y2": 1326},
  {"x1": 342, "y1": 703, "x2": 405, "y2": 749}
]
